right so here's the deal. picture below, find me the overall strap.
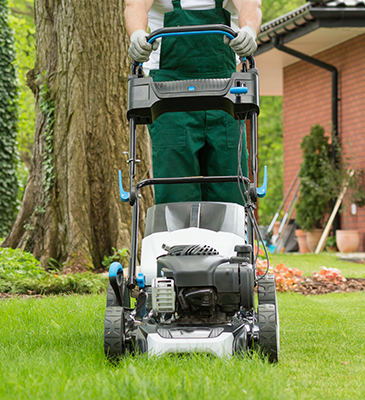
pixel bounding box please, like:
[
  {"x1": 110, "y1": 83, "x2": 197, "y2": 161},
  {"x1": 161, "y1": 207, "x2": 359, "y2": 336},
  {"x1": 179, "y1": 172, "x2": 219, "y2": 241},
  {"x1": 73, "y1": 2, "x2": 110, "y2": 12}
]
[
  {"x1": 172, "y1": 0, "x2": 182, "y2": 10},
  {"x1": 215, "y1": 0, "x2": 224, "y2": 9}
]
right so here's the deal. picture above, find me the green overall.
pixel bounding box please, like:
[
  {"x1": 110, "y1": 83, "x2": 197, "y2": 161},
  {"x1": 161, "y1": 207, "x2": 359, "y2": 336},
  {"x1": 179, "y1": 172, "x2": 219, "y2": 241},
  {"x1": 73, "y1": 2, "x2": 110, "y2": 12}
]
[{"x1": 148, "y1": 0, "x2": 249, "y2": 205}]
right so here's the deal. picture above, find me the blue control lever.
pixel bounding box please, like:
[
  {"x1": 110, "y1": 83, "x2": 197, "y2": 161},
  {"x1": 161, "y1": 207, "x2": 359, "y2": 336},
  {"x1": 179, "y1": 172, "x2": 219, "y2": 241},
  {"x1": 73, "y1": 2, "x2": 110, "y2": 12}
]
[
  {"x1": 257, "y1": 165, "x2": 267, "y2": 198},
  {"x1": 230, "y1": 87, "x2": 248, "y2": 95},
  {"x1": 119, "y1": 170, "x2": 130, "y2": 202},
  {"x1": 136, "y1": 272, "x2": 146, "y2": 289}
]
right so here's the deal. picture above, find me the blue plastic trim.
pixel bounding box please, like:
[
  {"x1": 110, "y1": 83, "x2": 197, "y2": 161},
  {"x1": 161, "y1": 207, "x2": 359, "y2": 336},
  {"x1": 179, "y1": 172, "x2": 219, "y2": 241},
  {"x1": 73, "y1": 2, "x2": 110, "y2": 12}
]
[
  {"x1": 136, "y1": 273, "x2": 145, "y2": 289},
  {"x1": 119, "y1": 170, "x2": 130, "y2": 202},
  {"x1": 148, "y1": 30, "x2": 235, "y2": 44},
  {"x1": 109, "y1": 262, "x2": 123, "y2": 278},
  {"x1": 257, "y1": 165, "x2": 268, "y2": 198},
  {"x1": 230, "y1": 87, "x2": 248, "y2": 94}
]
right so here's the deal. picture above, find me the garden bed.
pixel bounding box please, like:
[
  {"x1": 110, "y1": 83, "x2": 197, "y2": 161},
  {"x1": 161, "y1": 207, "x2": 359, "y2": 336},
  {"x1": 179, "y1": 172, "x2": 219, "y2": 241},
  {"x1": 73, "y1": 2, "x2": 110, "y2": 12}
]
[
  {"x1": 257, "y1": 255, "x2": 365, "y2": 295},
  {"x1": 2, "y1": 246, "x2": 365, "y2": 297},
  {"x1": 293, "y1": 277, "x2": 365, "y2": 295}
]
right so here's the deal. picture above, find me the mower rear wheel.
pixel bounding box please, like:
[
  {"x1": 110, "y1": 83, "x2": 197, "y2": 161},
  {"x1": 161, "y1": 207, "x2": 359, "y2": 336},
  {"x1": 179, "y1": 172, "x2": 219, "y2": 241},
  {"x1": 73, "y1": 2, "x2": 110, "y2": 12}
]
[
  {"x1": 258, "y1": 303, "x2": 279, "y2": 363},
  {"x1": 104, "y1": 306, "x2": 126, "y2": 359},
  {"x1": 258, "y1": 274, "x2": 276, "y2": 305}
]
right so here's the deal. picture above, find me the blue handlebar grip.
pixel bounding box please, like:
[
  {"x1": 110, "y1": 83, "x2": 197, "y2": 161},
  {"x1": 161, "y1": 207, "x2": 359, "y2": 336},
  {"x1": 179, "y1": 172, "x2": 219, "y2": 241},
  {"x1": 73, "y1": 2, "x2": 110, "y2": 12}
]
[
  {"x1": 230, "y1": 87, "x2": 248, "y2": 95},
  {"x1": 119, "y1": 170, "x2": 130, "y2": 202},
  {"x1": 257, "y1": 166, "x2": 268, "y2": 198}
]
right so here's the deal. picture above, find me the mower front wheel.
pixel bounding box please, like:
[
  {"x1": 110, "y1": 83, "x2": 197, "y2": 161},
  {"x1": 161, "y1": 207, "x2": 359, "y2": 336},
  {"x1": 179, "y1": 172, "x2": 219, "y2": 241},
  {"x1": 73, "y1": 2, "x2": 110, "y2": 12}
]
[
  {"x1": 258, "y1": 274, "x2": 276, "y2": 305},
  {"x1": 258, "y1": 303, "x2": 279, "y2": 363},
  {"x1": 104, "y1": 306, "x2": 126, "y2": 360}
]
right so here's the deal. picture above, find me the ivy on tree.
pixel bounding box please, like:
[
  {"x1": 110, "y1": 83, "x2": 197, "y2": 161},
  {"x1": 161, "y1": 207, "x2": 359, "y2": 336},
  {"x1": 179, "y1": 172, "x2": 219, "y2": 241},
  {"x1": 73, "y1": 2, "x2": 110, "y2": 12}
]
[
  {"x1": 0, "y1": 0, "x2": 18, "y2": 238},
  {"x1": 38, "y1": 71, "x2": 55, "y2": 202}
]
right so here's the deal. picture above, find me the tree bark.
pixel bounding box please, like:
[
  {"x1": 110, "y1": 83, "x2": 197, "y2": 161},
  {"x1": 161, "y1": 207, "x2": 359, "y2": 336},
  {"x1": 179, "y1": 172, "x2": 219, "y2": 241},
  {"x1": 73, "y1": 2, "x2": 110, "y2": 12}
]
[{"x1": 3, "y1": 0, "x2": 154, "y2": 270}]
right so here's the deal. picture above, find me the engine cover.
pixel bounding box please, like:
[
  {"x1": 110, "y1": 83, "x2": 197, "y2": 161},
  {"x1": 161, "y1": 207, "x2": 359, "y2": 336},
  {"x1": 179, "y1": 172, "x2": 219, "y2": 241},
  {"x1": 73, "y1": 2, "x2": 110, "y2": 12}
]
[
  {"x1": 158, "y1": 254, "x2": 229, "y2": 287},
  {"x1": 158, "y1": 254, "x2": 253, "y2": 316}
]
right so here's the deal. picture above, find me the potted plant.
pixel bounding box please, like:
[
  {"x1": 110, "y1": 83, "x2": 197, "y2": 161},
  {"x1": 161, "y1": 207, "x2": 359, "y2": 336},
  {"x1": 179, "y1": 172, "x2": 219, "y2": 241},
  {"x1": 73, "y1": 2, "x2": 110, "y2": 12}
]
[
  {"x1": 295, "y1": 125, "x2": 333, "y2": 252},
  {"x1": 317, "y1": 139, "x2": 365, "y2": 253},
  {"x1": 325, "y1": 235, "x2": 337, "y2": 253}
]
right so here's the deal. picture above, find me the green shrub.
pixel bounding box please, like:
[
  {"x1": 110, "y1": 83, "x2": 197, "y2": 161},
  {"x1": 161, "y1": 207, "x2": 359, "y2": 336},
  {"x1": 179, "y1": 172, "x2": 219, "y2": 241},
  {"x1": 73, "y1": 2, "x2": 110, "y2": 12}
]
[
  {"x1": 0, "y1": 272, "x2": 108, "y2": 295},
  {"x1": 0, "y1": 247, "x2": 108, "y2": 295},
  {"x1": 295, "y1": 124, "x2": 332, "y2": 231},
  {"x1": 318, "y1": 138, "x2": 365, "y2": 211}
]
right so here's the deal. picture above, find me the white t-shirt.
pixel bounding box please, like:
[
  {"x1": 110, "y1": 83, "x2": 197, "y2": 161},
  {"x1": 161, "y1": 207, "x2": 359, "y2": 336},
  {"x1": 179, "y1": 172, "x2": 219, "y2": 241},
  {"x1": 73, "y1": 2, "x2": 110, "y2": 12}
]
[{"x1": 144, "y1": 0, "x2": 240, "y2": 74}]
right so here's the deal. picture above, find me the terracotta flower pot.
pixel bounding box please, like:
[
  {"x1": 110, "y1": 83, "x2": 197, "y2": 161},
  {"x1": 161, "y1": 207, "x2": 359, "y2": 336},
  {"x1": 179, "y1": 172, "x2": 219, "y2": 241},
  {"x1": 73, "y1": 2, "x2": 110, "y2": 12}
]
[
  {"x1": 306, "y1": 229, "x2": 323, "y2": 253},
  {"x1": 273, "y1": 221, "x2": 281, "y2": 236},
  {"x1": 295, "y1": 229, "x2": 310, "y2": 253},
  {"x1": 336, "y1": 230, "x2": 360, "y2": 253}
]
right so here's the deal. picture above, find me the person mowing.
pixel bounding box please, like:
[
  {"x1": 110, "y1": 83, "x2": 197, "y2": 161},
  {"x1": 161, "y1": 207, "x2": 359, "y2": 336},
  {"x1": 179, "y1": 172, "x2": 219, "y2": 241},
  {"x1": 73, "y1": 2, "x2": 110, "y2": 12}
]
[{"x1": 125, "y1": 0, "x2": 262, "y2": 205}]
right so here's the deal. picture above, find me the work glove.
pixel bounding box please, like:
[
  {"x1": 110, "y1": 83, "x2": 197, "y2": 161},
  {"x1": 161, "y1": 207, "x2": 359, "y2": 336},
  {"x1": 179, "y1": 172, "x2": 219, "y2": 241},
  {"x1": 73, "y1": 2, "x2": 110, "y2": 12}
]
[
  {"x1": 128, "y1": 29, "x2": 159, "y2": 63},
  {"x1": 224, "y1": 26, "x2": 257, "y2": 57}
]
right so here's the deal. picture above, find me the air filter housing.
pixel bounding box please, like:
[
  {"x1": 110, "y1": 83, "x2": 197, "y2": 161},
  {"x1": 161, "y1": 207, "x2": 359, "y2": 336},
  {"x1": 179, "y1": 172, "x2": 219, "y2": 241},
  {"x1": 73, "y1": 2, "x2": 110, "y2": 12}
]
[{"x1": 152, "y1": 278, "x2": 176, "y2": 314}]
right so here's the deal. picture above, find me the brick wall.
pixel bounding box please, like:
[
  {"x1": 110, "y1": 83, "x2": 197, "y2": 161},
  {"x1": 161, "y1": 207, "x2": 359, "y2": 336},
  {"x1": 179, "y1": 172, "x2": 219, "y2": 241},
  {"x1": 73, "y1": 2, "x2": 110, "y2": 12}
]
[{"x1": 283, "y1": 34, "x2": 365, "y2": 251}]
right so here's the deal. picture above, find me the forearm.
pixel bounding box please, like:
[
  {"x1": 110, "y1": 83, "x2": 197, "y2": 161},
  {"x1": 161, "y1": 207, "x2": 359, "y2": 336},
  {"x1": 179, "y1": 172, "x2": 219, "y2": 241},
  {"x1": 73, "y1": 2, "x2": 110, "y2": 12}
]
[
  {"x1": 124, "y1": 0, "x2": 153, "y2": 37},
  {"x1": 233, "y1": 0, "x2": 262, "y2": 34}
]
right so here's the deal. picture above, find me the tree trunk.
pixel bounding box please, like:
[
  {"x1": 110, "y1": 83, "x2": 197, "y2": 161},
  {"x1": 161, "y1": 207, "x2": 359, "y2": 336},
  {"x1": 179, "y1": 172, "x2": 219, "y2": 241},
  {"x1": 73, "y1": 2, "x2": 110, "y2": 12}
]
[{"x1": 3, "y1": 0, "x2": 154, "y2": 270}]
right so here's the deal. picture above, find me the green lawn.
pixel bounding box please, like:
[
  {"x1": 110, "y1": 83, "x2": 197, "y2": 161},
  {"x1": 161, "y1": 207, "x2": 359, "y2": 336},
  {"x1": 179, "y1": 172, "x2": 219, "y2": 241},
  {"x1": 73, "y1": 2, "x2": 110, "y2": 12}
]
[
  {"x1": 1, "y1": 292, "x2": 364, "y2": 399},
  {"x1": 270, "y1": 253, "x2": 365, "y2": 279}
]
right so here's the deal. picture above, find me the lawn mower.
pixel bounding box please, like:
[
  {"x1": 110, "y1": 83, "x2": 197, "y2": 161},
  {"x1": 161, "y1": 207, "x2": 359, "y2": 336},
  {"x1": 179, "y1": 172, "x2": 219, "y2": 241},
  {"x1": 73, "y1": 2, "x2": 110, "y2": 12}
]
[{"x1": 104, "y1": 25, "x2": 279, "y2": 362}]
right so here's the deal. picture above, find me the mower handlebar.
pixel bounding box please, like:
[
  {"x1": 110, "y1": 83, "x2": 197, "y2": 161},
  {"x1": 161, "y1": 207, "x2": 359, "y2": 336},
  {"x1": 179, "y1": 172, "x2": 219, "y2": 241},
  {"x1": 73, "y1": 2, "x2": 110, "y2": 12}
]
[
  {"x1": 146, "y1": 24, "x2": 237, "y2": 44},
  {"x1": 131, "y1": 25, "x2": 256, "y2": 74}
]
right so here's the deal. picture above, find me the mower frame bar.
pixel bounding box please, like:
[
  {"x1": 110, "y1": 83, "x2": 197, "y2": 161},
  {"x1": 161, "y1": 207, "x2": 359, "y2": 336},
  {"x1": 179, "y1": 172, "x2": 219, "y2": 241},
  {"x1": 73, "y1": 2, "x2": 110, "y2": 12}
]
[{"x1": 135, "y1": 175, "x2": 251, "y2": 190}]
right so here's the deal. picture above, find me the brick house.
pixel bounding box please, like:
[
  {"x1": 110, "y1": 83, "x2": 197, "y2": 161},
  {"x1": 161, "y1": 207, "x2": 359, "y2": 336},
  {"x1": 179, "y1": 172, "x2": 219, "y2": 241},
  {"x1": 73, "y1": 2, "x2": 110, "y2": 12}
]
[{"x1": 255, "y1": 0, "x2": 365, "y2": 250}]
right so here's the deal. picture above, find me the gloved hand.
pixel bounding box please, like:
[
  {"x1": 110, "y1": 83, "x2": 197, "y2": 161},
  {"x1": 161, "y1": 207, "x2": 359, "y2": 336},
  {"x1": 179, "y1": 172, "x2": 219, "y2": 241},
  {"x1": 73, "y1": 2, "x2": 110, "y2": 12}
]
[
  {"x1": 128, "y1": 29, "x2": 159, "y2": 62},
  {"x1": 224, "y1": 26, "x2": 257, "y2": 57}
]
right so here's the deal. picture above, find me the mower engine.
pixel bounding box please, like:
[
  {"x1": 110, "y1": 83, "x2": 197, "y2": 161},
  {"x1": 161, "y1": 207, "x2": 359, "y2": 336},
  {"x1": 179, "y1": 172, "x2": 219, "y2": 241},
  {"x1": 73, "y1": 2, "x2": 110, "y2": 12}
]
[{"x1": 151, "y1": 244, "x2": 255, "y2": 322}]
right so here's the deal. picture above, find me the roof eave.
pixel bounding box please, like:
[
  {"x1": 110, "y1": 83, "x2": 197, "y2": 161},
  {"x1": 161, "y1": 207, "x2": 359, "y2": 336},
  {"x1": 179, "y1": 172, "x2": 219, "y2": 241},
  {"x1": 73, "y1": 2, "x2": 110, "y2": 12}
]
[
  {"x1": 309, "y1": 7, "x2": 365, "y2": 19},
  {"x1": 257, "y1": 7, "x2": 365, "y2": 50}
]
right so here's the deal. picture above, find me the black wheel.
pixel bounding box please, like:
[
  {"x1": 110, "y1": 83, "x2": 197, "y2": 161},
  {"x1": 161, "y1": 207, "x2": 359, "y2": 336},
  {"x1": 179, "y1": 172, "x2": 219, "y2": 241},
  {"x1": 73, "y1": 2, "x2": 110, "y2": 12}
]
[
  {"x1": 106, "y1": 283, "x2": 118, "y2": 307},
  {"x1": 106, "y1": 278, "x2": 130, "y2": 308},
  {"x1": 104, "y1": 306, "x2": 126, "y2": 359},
  {"x1": 258, "y1": 274, "x2": 280, "y2": 360},
  {"x1": 258, "y1": 303, "x2": 279, "y2": 363},
  {"x1": 258, "y1": 274, "x2": 276, "y2": 305}
]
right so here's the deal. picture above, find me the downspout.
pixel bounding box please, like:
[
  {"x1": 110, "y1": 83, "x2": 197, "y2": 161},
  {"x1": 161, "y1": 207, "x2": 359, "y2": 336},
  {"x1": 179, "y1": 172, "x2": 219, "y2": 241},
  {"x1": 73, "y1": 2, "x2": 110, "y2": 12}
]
[
  {"x1": 272, "y1": 36, "x2": 340, "y2": 231},
  {"x1": 272, "y1": 36, "x2": 338, "y2": 146}
]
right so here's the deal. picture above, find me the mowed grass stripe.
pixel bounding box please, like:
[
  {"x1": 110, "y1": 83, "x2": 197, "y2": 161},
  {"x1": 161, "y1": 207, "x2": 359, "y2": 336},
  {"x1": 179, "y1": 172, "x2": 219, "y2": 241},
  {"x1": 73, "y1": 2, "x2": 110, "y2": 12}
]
[{"x1": 0, "y1": 292, "x2": 364, "y2": 400}]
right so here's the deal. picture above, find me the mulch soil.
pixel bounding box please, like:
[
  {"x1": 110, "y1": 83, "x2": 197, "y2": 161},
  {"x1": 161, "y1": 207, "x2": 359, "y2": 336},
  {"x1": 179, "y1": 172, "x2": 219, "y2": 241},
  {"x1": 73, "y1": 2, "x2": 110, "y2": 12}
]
[{"x1": 293, "y1": 277, "x2": 365, "y2": 295}]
